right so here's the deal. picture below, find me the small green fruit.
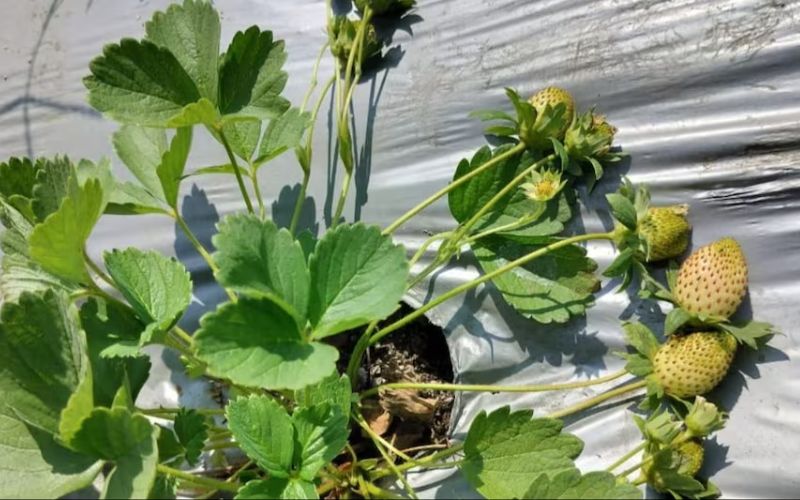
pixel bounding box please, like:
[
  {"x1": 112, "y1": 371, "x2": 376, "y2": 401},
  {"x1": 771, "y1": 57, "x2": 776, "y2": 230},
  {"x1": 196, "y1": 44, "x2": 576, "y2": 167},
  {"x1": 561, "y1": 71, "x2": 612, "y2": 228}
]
[
  {"x1": 643, "y1": 439, "x2": 705, "y2": 493},
  {"x1": 529, "y1": 86, "x2": 575, "y2": 140},
  {"x1": 674, "y1": 238, "x2": 748, "y2": 319},
  {"x1": 653, "y1": 331, "x2": 737, "y2": 398},
  {"x1": 564, "y1": 110, "x2": 616, "y2": 162},
  {"x1": 638, "y1": 205, "x2": 691, "y2": 262}
]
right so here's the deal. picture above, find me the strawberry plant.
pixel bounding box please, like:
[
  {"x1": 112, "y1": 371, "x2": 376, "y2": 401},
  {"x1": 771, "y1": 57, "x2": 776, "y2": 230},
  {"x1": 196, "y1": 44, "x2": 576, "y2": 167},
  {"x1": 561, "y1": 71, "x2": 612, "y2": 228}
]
[{"x1": 0, "y1": 1, "x2": 778, "y2": 499}]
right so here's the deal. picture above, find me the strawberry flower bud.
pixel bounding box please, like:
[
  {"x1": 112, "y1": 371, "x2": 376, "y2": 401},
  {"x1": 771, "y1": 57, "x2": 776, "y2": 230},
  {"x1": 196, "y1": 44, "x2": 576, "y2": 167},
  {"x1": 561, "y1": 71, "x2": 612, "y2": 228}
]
[
  {"x1": 329, "y1": 16, "x2": 382, "y2": 69},
  {"x1": 638, "y1": 205, "x2": 691, "y2": 262},
  {"x1": 685, "y1": 396, "x2": 727, "y2": 438},
  {"x1": 520, "y1": 169, "x2": 567, "y2": 202},
  {"x1": 564, "y1": 111, "x2": 616, "y2": 162}
]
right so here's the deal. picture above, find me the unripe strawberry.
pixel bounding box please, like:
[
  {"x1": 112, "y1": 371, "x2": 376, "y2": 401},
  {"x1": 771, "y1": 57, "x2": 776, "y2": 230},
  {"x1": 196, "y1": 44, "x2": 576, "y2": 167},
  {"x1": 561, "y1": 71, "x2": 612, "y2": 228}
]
[
  {"x1": 638, "y1": 205, "x2": 690, "y2": 262},
  {"x1": 643, "y1": 439, "x2": 705, "y2": 492},
  {"x1": 529, "y1": 86, "x2": 575, "y2": 140},
  {"x1": 674, "y1": 238, "x2": 748, "y2": 319},
  {"x1": 653, "y1": 331, "x2": 737, "y2": 398}
]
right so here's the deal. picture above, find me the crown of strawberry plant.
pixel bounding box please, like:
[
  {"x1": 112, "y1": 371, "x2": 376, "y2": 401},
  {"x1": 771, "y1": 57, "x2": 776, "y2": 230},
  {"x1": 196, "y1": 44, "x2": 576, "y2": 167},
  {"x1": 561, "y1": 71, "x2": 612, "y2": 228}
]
[{"x1": 0, "y1": 1, "x2": 777, "y2": 499}]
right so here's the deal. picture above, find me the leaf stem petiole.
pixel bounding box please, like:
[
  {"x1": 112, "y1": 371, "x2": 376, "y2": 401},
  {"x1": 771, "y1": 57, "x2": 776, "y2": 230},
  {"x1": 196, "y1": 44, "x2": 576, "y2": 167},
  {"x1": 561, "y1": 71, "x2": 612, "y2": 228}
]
[
  {"x1": 156, "y1": 464, "x2": 239, "y2": 493},
  {"x1": 605, "y1": 441, "x2": 646, "y2": 473},
  {"x1": 547, "y1": 379, "x2": 648, "y2": 420},
  {"x1": 217, "y1": 127, "x2": 255, "y2": 214}
]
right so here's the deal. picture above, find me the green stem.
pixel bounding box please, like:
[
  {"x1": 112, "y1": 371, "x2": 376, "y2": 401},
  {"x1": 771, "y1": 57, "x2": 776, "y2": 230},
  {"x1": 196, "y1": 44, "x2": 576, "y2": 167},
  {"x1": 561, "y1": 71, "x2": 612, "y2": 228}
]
[
  {"x1": 407, "y1": 257, "x2": 444, "y2": 290},
  {"x1": 304, "y1": 75, "x2": 336, "y2": 166},
  {"x1": 370, "y1": 444, "x2": 464, "y2": 480},
  {"x1": 606, "y1": 441, "x2": 646, "y2": 473},
  {"x1": 345, "y1": 320, "x2": 380, "y2": 384},
  {"x1": 382, "y1": 142, "x2": 527, "y2": 235},
  {"x1": 361, "y1": 417, "x2": 418, "y2": 499},
  {"x1": 463, "y1": 204, "x2": 546, "y2": 245},
  {"x1": 203, "y1": 440, "x2": 239, "y2": 452},
  {"x1": 359, "y1": 369, "x2": 628, "y2": 399},
  {"x1": 616, "y1": 432, "x2": 692, "y2": 480},
  {"x1": 249, "y1": 166, "x2": 266, "y2": 219},
  {"x1": 355, "y1": 415, "x2": 412, "y2": 462},
  {"x1": 409, "y1": 232, "x2": 452, "y2": 267},
  {"x1": 156, "y1": 464, "x2": 239, "y2": 493},
  {"x1": 138, "y1": 407, "x2": 225, "y2": 417},
  {"x1": 83, "y1": 248, "x2": 114, "y2": 287},
  {"x1": 217, "y1": 127, "x2": 254, "y2": 214},
  {"x1": 289, "y1": 171, "x2": 310, "y2": 235},
  {"x1": 547, "y1": 379, "x2": 648, "y2": 420},
  {"x1": 632, "y1": 477, "x2": 647, "y2": 487},
  {"x1": 331, "y1": 168, "x2": 353, "y2": 228},
  {"x1": 451, "y1": 153, "x2": 555, "y2": 243},
  {"x1": 172, "y1": 326, "x2": 194, "y2": 347},
  {"x1": 301, "y1": 42, "x2": 330, "y2": 113},
  {"x1": 364, "y1": 483, "x2": 406, "y2": 499},
  {"x1": 173, "y1": 212, "x2": 237, "y2": 302},
  {"x1": 370, "y1": 231, "x2": 614, "y2": 346}
]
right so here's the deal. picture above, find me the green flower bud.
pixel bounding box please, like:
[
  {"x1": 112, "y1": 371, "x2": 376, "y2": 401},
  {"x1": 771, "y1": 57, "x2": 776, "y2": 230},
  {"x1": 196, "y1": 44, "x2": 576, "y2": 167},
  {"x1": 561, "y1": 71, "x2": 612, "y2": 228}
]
[
  {"x1": 564, "y1": 111, "x2": 616, "y2": 162},
  {"x1": 685, "y1": 396, "x2": 727, "y2": 438},
  {"x1": 329, "y1": 16, "x2": 382, "y2": 69}
]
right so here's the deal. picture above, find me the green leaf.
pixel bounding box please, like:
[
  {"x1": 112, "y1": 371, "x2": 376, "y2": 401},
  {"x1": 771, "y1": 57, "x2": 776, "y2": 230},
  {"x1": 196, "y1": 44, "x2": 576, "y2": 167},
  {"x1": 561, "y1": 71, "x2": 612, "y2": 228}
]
[
  {"x1": 227, "y1": 395, "x2": 294, "y2": 477},
  {"x1": 460, "y1": 406, "x2": 583, "y2": 499},
  {"x1": 29, "y1": 178, "x2": 104, "y2": 284},
  {"x1": 623, "y1": 353, "x2": 653, "y2": 377},
  {"x1": 469, "y1": 109, "x2": 517, "y2": 123},
  {"x1": 157, "y1": 127, "x2": 193, "y2": 208},
  {"x1": 603, "y1": 247, "x2": 634, "y2": 278},
  {"x1": 103, "y1": 248, "x2": 191, "y2": 345},
  {"x1": 473, "y1": 237, "x2": 599, "y2": 324},
  {"x1": 213, "y1": 214, "x2": 310, "y2": 322},
  {"x1": 144, "y1": 0, "x2": 220, "y2": 105},
  {"x1": 292, "y1": 404, "x2": 348, "y2": 480},
  {"x1": 106, "y1": 181, "x2": 170, "y2": 216},
  {"x1": 308, "y1": 223, "x2": 408, "y2": 339},
  {"x1": 484, "y1": 125, "x2": 517, "y2": 137},
  {"x1": 256, "y1": 107, "x2": 311, "y2": 166},
  {"x1": 113, "y1": 125, "x2": 168, "y2": 201},
  {"x1": 223, "y1": 121, "x2": 262, "y2": 162},
  {"x1": 525, "y1": 470, "x2": 642, "y2": 499},
  {"x1": 84, "y1": 39, "x2": 202, "y2": 126},
  {"x1": 719, "y1": 320, "x2": 776, "y2": 350},
  {"x1": 473, "y1": 187, "x2": 574, "y2": 244},
  {"x1": 69, "y1": 408, "x2": 159, "y2": 500},
  {"x1": 173, "y1": 409, "x2": 208, "y2": 466},
  {"x1": 0, "y1": 290, "x2": 90, "y2": 434},
  {"x1": 80, "y1": 298, "x2": 151, "y2": 406},
  {"x1": 167, "y1": 97, "x2": 220, "y2": 127},
  {"x1": 551, "y1": 138, "x2": 570, "y2": 171},
  {"x1": 31, "y1": 156, "x2": 73, "y2": 222},
  {"x1": 664, "y1": 307, "x2": 692, "y2": 336},
  {"x1": 0, "y1": 406, "x2": 103, "y2": 499},
  {"x1": 0, "y1": 200, "x2": 77, "y2": 301},
  {"x1": 622, "y1": 321, "x2": 660, "y2": 360},
  {"x1": 606, "y1": 193, "x2": 637, "y2": 230},
  {"x1": 149, "y1": 474, "x2": 178, "y2": 500},
  {"x1": 295, "y1": 373, "x2": 352, "y2": 418},
  {"x1": 195, "y1": 297, "x2": 338, "y2": 390},
  {"x1": 0, "y1": 158, "x2": 38, "y2": 216},
  {"x1": 448, "y1": 145, "x2": 519, "y2": 223},
  {"x1": 237, "y1": 478, "x2": 317, "y2": 500},
  {"x1": 218, "y1": 26, "x2": 289, "y2": 120}
]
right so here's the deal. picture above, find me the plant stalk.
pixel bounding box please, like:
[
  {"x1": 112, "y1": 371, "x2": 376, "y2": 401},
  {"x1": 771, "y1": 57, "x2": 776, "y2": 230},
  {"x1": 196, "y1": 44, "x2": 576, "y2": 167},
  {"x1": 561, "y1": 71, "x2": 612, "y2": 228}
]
[
  {"x1": 369, "y1": 231, "x2": 614, "y2": 346},
  {"x1": 217, "y1": 127, "x2": 255, "y2": 214},
  {"x1": 173, "y1": 212, "x2": 237, "y2": 302},
  {"x1": 382, "y1": 142, "x2": 527, "y2": 235},
  {"x1": 331, "y1": 167, "x2": 353, "y2": 228},
  {"x1": 359, "y1": 369, "x2": 628, "y2": 399},
  {"x1": 249, "y1": 167, "x2": 266, "y2": 219},
  {"x1": 605, "y1": 441, "x2": 646, "y2": 473},
  {"x1": 83, "y1": 248, "x2": 115, "y2": 287},
  {"x1": 547, "y1": 379, "x2": 647, "y2": 420},
  {"x1": 156, "y1": 464, "x2": 239, "y2": 493},
  {"x1": 370, "y1": 444, "x2": 464, "y2": 480}
]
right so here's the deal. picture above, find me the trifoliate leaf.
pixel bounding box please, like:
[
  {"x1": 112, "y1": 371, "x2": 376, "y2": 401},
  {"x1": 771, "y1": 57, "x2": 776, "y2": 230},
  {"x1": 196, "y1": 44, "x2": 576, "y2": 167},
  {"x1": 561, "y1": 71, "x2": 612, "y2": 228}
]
[
  {"x1": 294, "y1": 373, "x2": 352, "y2": 418},
  {"x1": 218, "y1": 26, "x2": 289, "y2": 120},
  {"x1": 173, "y1": 409, "x2": 208, "y2": 466},
  {"x1": 308, "y1": 223, "x2": 408, "y2": 339},
  {"x1": 79, "y1": 298, "x2": 151, "y2": 407},
  {"x1": 0, "y1": 290, "x2": 90, "y2": 434},
  {"x1": 460, "y1": 406, "x2": 583, "y2": 499},
  {"x1": 157, "y1": 127, "x2": 192, "y2": 208},
  {"x1": 103, "y1": 248, "x2": 192, "y2": 343},
  {"x1": 113, "y1": 125, "x2": 168, "y2": 201},
  {"x1": 623, "y1": 353, "x2": 654, "y2": 377},
  {"x1": 144, "y1": 0, "x2": 220, "y2": 105},
  {"x1": 213, "y1": 214, "x2": 310, "y2": 323},
  {"x1": 256, "y1": 107, "x2": 311, "y2": 166},
  {"x1": 622, "y1": 321, "x2": 660, "y2": 360},
  {"x1": 718, "y1": 320, "x2": 776, "y2": 350},
  {"x1": 68, "y1": 408, "x2": 159, "y2": 500},
  {"x1": 227, "y1": 395, "x2": 294, "y2": 477},
  {"x1": 606, "y1": 193, "x2": 637, "y2": 230},
  {"x1": 292, "y1": 404, "x2": 348, "y2": 481},
  {"x1": 31, "y1": 156, "x2": 73, "y2": 222},
  {"x1": 236, "y1": 478, "x2": 317, "y2": 500},
  {"x1": 473, "y1": 237, "x2": 599, "y2": 324},
  {"x1": 0, "y1": 406, "x2": 103, "y2": 499},
  {"x1": 29, "y1": 178, "x2": 104, "y2": 284},
  {"x1": 195, "y1": 297, "x2": 338, "y2": 390},
  {"x1": 664, "y1": 307, "x2": 692, "y2": 336},
  {"x1": 524, "y1": 470, "x2": 641, "y2": 499},
  {"x1": 448, "y1": 145, "x2": 519, "y2": 223},
  {"x1": 603, "y1": 247, "x2": 635, "y2": 278},
  {"x1": 222, "y1": 120, "x2": 262, "y2": 162},
  {"x1": 0, "y1": 157, "x2": 37, "y2": 207},
  {"x1": 84, "y1": 39, "x2": 202, "y2": 127}
]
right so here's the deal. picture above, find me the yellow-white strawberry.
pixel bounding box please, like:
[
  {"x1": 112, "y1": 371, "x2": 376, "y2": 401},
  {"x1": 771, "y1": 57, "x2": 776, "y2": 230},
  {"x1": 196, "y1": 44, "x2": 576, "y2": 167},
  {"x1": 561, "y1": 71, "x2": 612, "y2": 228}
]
[
  {"x1": 529, "y1": 86, "x2": 575, "y2": 140},
  {"x1": 638, "y1": 205, "x2": 691, "y2": 262},
  {"x1": 653, "y1": 331, "x2": 737, "y2": 398},
  {"x1": 674, "y1": 238, "x2": 748, "y2": 319}
]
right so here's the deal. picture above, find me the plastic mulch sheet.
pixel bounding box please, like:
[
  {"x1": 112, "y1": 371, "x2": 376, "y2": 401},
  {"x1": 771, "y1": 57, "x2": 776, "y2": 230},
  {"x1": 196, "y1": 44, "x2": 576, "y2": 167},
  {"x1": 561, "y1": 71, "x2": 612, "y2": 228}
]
[{"x1": 1, "y1": 1, "x2": 798, "y2": 497}]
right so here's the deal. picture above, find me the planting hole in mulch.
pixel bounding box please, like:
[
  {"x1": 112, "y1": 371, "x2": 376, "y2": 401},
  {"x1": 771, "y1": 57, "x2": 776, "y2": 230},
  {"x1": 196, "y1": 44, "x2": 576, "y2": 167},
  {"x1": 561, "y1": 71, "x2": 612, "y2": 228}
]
[{"x1": 332, "y1": 303, "x2": 455, "y2": 456}]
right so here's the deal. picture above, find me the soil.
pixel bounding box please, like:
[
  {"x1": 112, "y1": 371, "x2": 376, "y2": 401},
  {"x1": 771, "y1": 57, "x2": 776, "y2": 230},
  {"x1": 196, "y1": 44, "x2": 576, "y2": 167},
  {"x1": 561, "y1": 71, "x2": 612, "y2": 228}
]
[{"x1": 332, "y1": 302, "x2": 455, "y2": 451}]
